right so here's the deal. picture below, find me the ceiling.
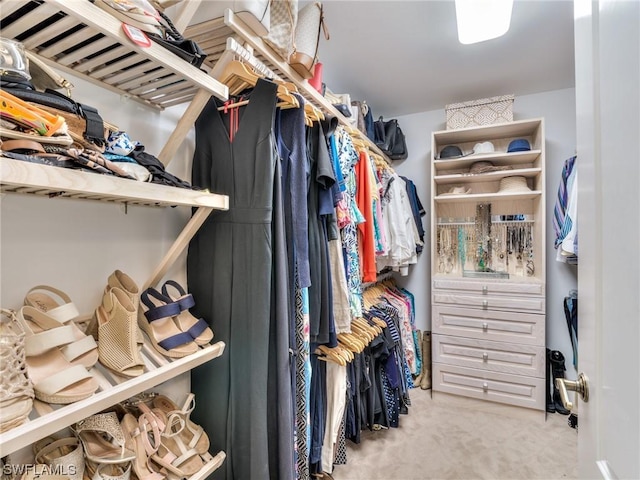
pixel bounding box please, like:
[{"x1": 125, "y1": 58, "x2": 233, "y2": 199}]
[{"x1": 314, "y1": 0, "x2": 576, "y2": 117}]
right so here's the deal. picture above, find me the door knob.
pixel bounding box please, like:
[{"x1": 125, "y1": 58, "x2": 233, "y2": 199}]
[{"x1": 556, "y1": 373, "x2": 590, "y2": 410}]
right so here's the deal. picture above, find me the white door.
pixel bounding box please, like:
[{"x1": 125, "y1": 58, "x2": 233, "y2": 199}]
[{"x1": 574, "y1": 0, "x2": 640, "y2": 478}]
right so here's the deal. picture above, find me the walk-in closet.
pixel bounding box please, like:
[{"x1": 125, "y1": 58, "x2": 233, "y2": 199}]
[{"x1": 1, "y1": 1, "x2": 639, "y2": 479}]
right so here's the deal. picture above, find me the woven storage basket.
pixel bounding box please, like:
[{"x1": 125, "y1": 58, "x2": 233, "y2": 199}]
[{"x1": 445, "y1": 94, "x2": 514, "y2": 130}]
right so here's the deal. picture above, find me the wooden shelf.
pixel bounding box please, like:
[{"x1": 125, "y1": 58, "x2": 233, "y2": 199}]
[
  {"x1": 0, "y1": 341, "x2": 226, "y2": 457},
  {"x1": 0, "y1": 0, "x2": 228, "y2": 110},
  {"x1": 432, "y1": 119, "x2": 544, "y2": 144},
  {"x1": 0, "y1": 157, "x2": 229, "y2": 209},
  {"x1": 433, "y1": 150, "x2": 542, "y2": 171},
  {"x1": 434, "y1": 190, "x2": 542, "y2": 203},
  {"x1": 434, "y1": 167, "x2": 542, "y2": 185}
]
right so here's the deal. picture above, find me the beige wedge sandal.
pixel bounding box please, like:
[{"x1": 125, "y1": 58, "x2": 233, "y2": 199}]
[
  {"x1": 16, "y1": 306, "x2": 98, "y2": 404},
  {"x1": 95, "y1": 288, "x2": 145, "y2": 378},
  {"x1": 24, "y1": 285, "x2": 99, "y2": 369}
]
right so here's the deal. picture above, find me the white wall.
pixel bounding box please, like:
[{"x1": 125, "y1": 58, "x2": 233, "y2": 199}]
[{"x1": 392, "y1": 87, "x2": 578, "y2": 379}]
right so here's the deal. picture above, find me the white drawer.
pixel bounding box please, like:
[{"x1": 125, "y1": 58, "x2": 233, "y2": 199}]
[
  {"x1": 433, "y1": 334, "x2": 545, "y2": 377},
  {"x1": 432, "y1": 363, "x2": 545, "y2": 411},
  {"x1": 432, "y1": 291, "x2": 545, "y2": 313},
  {"x1": 432, "y1": 305, "x2": 545, "y2": 346},
  {"x1": 433, "y1": 278, "x2": 544, "y2": 296}
]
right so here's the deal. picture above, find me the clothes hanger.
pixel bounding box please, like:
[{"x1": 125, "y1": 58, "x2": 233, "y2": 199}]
[{"x1": 315, "y1": 345, "x2": 347, "y2": 366}]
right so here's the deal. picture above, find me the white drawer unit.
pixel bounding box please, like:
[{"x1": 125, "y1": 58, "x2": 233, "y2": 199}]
[{"x1": 430, "y1": 119, "x2": 546, "y2": 411}]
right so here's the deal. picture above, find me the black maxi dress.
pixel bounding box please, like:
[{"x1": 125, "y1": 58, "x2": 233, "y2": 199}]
[{"x1": 187, "y1": 78, "x2": 279, "y2": 480}]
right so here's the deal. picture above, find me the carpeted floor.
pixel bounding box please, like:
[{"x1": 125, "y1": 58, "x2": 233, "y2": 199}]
[{"x1": 332, "y1": 389, "x2": 577, "y2": 480}]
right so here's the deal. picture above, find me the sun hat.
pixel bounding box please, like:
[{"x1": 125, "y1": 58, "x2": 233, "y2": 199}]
[
  {"x1": 498, "y1": 176, "x2": 531, "y2": 193},
  {"x1": 472, "y1": 141, "x2": 495, "y2": 155},
  {"x1": 438, "y1": 145, "x2": 465, "y2": 159},
  {"x1": 441, "y1": 185, "x2": 472, "y2": 195},
  {"x1": 469, "y1": 161, "x2": 513, "y2": 174},
  {"x1": 507, "y1": 138, "x2": 531, "y2": 152}
]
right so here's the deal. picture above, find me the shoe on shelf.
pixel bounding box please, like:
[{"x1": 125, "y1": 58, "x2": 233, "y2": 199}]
[
  {"x1": 73, "y1": 412, "x2": 136, "y2": 465},
  {"x1": 138, "y1": 288, "x2": 198, "y2": 359},
  {"x1": 23, "y1": 285, "x2": 99, "y2": 369},
  {"x1": 0, "y1": 308, "x2": 34, "y2": 432},
  {"x1": 87, "y1": 271, "x2": 143, "y2": 350},
  {"x1": 16, "y1": 306, "x2": 98, "y2": 404},
  {"x1": 151, "y1": 407, "x2": 204, "y2": 478},
  {"x1": 152, "y1": 393, "x2": 209, "y2": 456},
  {"x1": 160, "y1": 280, "x2": 213, "y2": 346},
  {"x1": 34, "y1": 437, "x2": 85, "y2": 480},
  {"x1": 95, "y1": 287, "x2": 145, "y2": 378},
  {"x1": 120, "y1": 406, "x2": 165, "y2": 480}
]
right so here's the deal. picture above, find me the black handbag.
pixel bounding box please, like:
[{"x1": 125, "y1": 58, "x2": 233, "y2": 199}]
[
  {"x1": 374, "y1": 116, "x2": 408, "y2": 160},
  {"x1": 148, "y1": 11, "x2": 207, "y2": 68}
]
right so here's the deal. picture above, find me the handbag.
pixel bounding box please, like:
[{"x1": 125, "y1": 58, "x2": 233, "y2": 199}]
[
  {"x1": 263, "y1": 0, "x2": 298, "y2": 62},
  {"x1": 289, "y1": 2, "x2": 329, "y2": 79},
  {"x1": 148, "y1": 11, "x2": 207, "y2": 67},
  {"x1": 374, "y1": 116, "x2": 409, "y2": 160}
]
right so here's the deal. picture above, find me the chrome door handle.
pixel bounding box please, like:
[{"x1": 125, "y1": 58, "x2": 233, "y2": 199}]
[{"x1": 556, "y1": 373, "x2": 590, "y2": 410}]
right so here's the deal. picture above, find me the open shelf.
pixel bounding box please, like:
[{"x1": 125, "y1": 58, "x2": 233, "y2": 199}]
[
  {"x1": 0, "y1": 341, "x2": 226, "y2": 456},
  {"x1": 0, "y1": 157, "x2": 229, "y2": 209},
  {"x1": 434, "y1": 167, "x2": 542, "y2": 185},
  {"x1": 434, "y1": 190, "x2": 542, "y2": 203},
  {"x1": 0, "y1": 0, "x2": 228, "y2": 110},
  {"x1": 432, "y1": 119, "x2": 545, "y2": 144},
  {"x1": 433, "y1": 150, "x2": 542, "y2": 171}
]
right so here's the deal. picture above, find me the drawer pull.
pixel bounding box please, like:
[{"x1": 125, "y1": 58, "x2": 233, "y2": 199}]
[
  {"x1": 483, "y1": 382, "x2": 489, "y2": 392},
  {"x1": 482, "y1": 322, "x2": 489, "y2": 332},
  {"x1": 482, "y1": 300, "x2": 488, "y2": 309},
  {"x1": 482, "y1": 285, "x2": 488, "y2": 295},
  {"x1": 482, "y1": 352, "x2": 489, "y2": 362}
]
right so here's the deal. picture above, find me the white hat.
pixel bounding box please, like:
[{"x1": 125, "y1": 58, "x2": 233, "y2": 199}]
[
  {"x1": 498, "y1": 176, "x2": 531, "y2": 193},
  {"x1": 472, "y1": 141, "x2": 495, "y2": 155}
]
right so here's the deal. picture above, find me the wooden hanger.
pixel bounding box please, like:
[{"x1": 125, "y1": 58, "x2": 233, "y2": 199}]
[
  {"x1": 218, "y1": 60, "x2": 300, "y2": 111},
  {"x1": 315, "y1": 345, "x2": 347, "y2": 366}
]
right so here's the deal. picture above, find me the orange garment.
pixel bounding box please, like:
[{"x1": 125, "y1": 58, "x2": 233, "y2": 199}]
[{"x1": 355, "y1": 150, "x2": 377, "y2": 282}]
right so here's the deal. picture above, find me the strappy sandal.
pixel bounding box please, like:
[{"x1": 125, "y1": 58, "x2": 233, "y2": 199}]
[
  {"x1": 73, "y1": 412, "x2": 136, "y2": 464},
  {"x1": 138, "y1": 288, "x2": 198, "y2": 358},
  {"x1": 120, "y1": 410, "x2": 164, "y2": 480},
  {"x1": 152, "y1": 394, "x2": 209, "y2": 456},
  {"x1": 0, "y1": 309, "x2": 34, "y2": 432},
  {"x1": 161, "y1": 280, "x2": 213, "y2": 345},
  {"x1": 24, "y1": 285, "x2": 99, "y2": 369},
  {"x1": 150, "y1": 408, "x2": 204, "y2": 478},
  {"x1": 16, "y1": 306, "x2": 98, "y2": 404}
]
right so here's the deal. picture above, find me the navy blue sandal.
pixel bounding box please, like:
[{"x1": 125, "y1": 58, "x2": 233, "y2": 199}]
[
  {"x1": 138, "y1": 288, "x2": 198, "y2": 358},
  {"x1": 161, "y1": 280, "x2": 213, "y2": 346}
]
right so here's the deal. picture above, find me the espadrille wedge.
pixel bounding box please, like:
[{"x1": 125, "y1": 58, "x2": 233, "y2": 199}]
[
  {"x1": 16, "y1": 306, "x2": 98, "y2": 404},
  {"x1": 95, "y1": 287, "x2": 145, "y2": 378}
]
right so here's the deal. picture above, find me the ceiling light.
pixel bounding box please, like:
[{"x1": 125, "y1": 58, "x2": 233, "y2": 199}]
[{"x1": 455, "y1": 0, "x2": 514, "y2": 45}]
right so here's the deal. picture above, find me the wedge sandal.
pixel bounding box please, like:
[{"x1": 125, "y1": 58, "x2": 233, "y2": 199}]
[
  {"x1": 138, "y1": 288, "x2": 198, "y2": 358},
  {"x1": 161, "y1": 280, "x2": 213, "y2": 346},
  {"x1": 16, "y1": 306, "x2": 98, "y2": 404},
  {"x1": 24, "y1": 285, "x2": 99, "y2": 369}
]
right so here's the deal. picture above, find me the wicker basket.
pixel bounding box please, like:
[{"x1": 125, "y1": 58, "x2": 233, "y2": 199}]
[{"x1": 445, "y1": 94, "x2": 514, "y2": 130}]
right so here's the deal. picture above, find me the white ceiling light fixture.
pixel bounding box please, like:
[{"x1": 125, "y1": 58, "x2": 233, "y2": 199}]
[{"x1": 455, "y1": 0, "x2": 514, "y2": 45}]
